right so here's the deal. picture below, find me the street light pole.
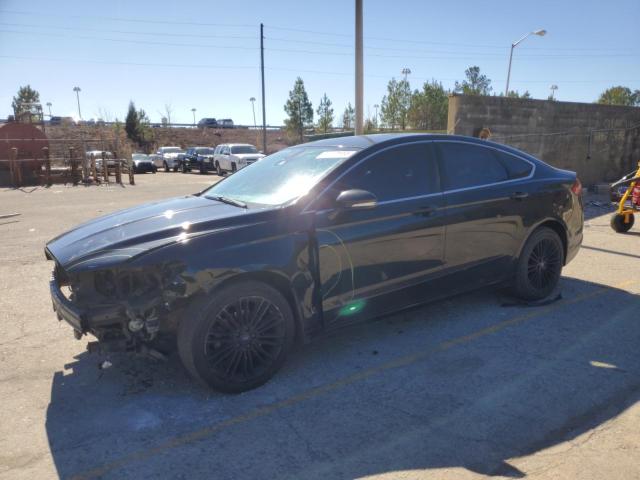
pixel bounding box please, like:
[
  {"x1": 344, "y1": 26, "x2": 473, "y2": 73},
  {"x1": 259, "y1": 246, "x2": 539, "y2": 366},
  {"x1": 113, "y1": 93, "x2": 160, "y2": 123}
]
[
  {"x1": 401, "y1": 68, "x2": 411, "y2": 129},
  {"x1": 46, "y1": 102, "x2": 52, "y2": 117},
  {"x1": 191, "y1": 108, "x2": 196, "y2": 126},
  {"x1": 373, "y1": 104, "x2": 379, "y2": 127},
  {"x1": 401, "y1": 67, "x2": 411, "y2": 83},
  {"x1": 354, "y1": 0, "x2": 364, "y2": 135},
  {"x1": 72, "y1": 86, "x2": 82, "y2": 120},
  {"x1": 249, "y1": 97, "x2": 257, "y2": 129},
  {"x1": 505, "y1": 29, "x2": 546, "y2": 96}
]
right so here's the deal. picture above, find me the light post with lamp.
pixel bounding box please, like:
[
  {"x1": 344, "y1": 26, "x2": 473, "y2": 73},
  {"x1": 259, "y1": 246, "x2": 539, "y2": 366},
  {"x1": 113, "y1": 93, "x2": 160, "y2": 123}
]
[{"x1": 505, "y1": 29, "x2": 547, "y2": 96}]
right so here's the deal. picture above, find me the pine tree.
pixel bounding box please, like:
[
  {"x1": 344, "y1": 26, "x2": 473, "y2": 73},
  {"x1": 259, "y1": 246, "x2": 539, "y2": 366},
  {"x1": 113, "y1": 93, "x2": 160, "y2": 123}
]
[
  {"x1": 342, "y1": 102, "x2": 355, "y2": 129},
  {"x1": 316, "y1": 93, "x2": 334, "y2": 134},
  {"x1": 11, "y1": 85, "x2": 40, "y2": 117},
  {"x1": 284, "y1": 77, "x2": 313, "y2": 143}
]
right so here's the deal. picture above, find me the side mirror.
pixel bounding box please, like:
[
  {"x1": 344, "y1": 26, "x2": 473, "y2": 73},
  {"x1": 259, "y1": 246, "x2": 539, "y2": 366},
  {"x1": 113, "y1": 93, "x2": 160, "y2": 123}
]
[{"x1": 335, "y1": 189, "x2": 377, "y2": 210}]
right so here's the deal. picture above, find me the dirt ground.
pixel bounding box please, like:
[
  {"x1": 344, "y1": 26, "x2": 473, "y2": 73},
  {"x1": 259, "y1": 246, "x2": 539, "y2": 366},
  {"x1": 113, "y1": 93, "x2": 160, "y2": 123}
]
[{"x1": 1, "y1": 172, "x2": 639, "y2": 480}]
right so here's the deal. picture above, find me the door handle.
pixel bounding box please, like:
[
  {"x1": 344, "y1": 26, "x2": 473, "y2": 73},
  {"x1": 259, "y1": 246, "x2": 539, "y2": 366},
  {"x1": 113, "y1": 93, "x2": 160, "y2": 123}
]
[
  {"x1": 510, "y1": 191, "x2": 529, "y2": 200},
  {"x1": 413, "y1": 206, "x2": 435, "y2": 216}
]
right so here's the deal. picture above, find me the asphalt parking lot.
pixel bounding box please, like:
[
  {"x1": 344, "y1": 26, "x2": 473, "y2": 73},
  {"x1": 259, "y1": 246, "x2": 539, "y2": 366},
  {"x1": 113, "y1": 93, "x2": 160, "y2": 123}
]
[{"x1": 1, "y1": 172, "x2": 639, "y2": 480}]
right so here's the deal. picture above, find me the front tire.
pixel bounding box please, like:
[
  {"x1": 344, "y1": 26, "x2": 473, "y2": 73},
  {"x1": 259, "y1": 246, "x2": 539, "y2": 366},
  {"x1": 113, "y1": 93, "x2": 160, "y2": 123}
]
[
  {"x1": 611, "y1": 213, "x2": 634, "y2": 233},
  {"x1": 178, "y1": 281, "x2": 295, "y2": 393},
  {"x1": 216, "y1": 162, "x2": 223, "y2": 176},
  {"x1": 164, "y1": 161, "x2": 169, "y2": 172},
  {"x1": 513, "y1": 227, "x2": 564, "y2": 301}
]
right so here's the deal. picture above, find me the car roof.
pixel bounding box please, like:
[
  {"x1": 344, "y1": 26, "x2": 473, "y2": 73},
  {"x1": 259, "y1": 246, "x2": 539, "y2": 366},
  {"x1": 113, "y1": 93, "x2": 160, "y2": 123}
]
[
  {"x1": 302, "y1": 133, "x2": 539, "y2": 160},
  {"x1": 227, "y1": 143, "x2": 255, "y2": 147}
]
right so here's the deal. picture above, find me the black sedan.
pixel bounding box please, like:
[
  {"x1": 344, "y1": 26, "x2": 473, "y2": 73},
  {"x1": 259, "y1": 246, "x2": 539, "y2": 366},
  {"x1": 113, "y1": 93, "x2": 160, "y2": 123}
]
[{"x1": 45, "y1": 134, "x2": 583, "y2": 393}]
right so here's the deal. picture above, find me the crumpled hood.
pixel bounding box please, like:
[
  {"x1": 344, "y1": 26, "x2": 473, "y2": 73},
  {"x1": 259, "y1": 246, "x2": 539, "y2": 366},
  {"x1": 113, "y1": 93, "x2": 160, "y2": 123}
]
[{"x1": 46, "y1": 195, "x2": 263, "y2": 272}]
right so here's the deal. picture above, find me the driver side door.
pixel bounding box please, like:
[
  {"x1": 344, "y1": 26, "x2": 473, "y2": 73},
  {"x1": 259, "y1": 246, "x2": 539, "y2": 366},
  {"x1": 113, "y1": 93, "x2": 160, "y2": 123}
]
[{"x1": 313, "y1": 142, "x2": 445, "y2": 326}]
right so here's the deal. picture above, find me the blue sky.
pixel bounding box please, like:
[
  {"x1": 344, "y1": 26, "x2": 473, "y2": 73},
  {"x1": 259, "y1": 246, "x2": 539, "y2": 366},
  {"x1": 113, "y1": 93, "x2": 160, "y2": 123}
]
[{"x1": 0, "y1": 0, "x2": 638, "y2": 125}]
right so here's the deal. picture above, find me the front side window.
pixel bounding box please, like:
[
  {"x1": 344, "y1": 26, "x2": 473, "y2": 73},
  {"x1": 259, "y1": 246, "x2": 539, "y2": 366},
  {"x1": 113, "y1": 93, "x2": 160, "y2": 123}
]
[
  {"x1": 323, "y1": 143, "x2": 438, "y2": 205},
  {"x1": 436, "y1": 142, "x2": 509, "y2": 191}
]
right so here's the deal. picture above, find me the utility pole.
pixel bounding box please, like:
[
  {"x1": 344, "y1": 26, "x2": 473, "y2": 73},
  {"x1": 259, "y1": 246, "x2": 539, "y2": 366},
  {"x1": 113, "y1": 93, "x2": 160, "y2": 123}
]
[
  {"x1": 373, "y1": 104, "x2": 379, "y2": 126},
  {"x1": 260, "y1": 23, "x2": 267, "y2": 153},
  {"x1": 46, "y1": 102, "x2": 52, "y2": 117},
  {"x1": 191, "y1": 108, "x2": 196, "y2": 126},
  {"x1": 354, "y1": 0, "x2": 363, "y2": 135},
  {"x1": 73, "y1": 86, "x2": 82, "y2": 120}
]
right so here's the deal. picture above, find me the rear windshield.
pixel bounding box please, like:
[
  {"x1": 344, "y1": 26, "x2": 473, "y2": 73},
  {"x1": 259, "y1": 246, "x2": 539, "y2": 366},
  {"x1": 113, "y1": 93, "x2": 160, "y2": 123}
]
[
  {"x1": 196, "y1": 148, "x2": 215, "y2": 154},
  {"x1": 231, "y1": 146, "x2": 258, "y2": 154}
]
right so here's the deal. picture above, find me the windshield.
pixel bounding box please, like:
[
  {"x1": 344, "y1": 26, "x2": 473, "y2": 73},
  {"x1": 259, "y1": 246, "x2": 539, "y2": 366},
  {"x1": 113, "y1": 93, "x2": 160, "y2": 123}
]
[
  {"x1": 162, "y1": 147, "x2": 181, "y2": 153},
  {"x1": 231, "y1": 145, "x2": 258, "y2": 154},
  {"x1": 132, "y1": 154, "x2": 148, "y2": 161},
  {"x1": 197, "y1": 148, "x2": 215, "y2": 154},
  {"x1": 203, "y1": 146, "x2": 359, "y2": 206}
]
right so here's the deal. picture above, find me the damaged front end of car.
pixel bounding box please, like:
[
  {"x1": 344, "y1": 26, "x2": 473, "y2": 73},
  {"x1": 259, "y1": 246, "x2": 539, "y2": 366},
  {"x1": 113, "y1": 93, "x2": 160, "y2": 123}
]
[{"x1": 47, "y1": 248, "x2": 192, "y2": 357}]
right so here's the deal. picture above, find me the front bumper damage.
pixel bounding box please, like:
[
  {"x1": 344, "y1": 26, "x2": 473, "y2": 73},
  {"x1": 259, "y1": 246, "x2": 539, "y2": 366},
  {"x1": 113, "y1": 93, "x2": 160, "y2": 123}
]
[{"x1": 47, "y1": 254, "x2": 190, "y2": 356}]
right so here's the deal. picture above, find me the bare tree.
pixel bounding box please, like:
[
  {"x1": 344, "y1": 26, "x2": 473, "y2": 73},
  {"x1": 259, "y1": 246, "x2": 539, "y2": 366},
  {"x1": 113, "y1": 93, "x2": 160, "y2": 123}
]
[{"x1": 164, "y1": 103, "x2": 173, "y2": 126}]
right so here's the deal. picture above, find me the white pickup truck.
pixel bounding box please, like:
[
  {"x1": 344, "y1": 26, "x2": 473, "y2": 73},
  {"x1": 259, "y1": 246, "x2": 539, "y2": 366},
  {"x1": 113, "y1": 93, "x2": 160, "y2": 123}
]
[
  {"x1": 151, "y1": 146, "x2": 184, "y2": 172},
  {"x1": 213, "y1": 143, "x2": 265, "y2": 175}
]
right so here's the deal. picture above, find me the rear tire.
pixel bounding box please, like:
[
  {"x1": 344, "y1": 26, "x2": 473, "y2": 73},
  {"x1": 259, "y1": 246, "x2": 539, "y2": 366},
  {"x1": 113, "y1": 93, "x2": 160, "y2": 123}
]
[
  {"x1": 178, "y1": 281, "x2": 295, "y2": 393},
  {"x1": 513, "y1": 227, "x2": 564, "y2": 301},
  {"x1": 611, "y1": 213, "x2": 634, "y2": 233}
]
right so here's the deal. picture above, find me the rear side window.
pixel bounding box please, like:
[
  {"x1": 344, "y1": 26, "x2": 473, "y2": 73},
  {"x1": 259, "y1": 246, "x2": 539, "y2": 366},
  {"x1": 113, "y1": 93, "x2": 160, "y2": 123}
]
[
  {"x1": 494, "y1": 150, "x2": 533, "y2": 179},
  {"x1": 436, "y1": 142, "x2": 508, "y2": 190},
  {"x1": 330, "y1": 143, "x2": 439, "y2": 202}
]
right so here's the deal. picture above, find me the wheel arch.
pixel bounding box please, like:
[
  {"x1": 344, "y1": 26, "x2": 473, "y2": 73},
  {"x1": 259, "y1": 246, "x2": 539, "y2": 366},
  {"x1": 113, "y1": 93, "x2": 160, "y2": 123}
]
[{"x1": 519, "y1": 218, "x2": 568, "y2": 265}]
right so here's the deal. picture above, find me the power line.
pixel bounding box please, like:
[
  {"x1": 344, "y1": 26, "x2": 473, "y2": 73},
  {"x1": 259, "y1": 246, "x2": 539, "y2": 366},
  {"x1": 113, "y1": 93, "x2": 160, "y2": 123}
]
[
  {"x1": 1, "y1": 55, "x2": 636, "y2": 85},
  {"x1": 0, "y1": 29, "x2": 259, "y2": 51},
  {"x1": 0, "y1": 9, "x2": 254, "y2": 28},
  {"x1": 0, "y1": 22, "x2": 255, "y2": 41},
  {"x1": 4, "y1": 28, "x2": 635, "y2": 61}
]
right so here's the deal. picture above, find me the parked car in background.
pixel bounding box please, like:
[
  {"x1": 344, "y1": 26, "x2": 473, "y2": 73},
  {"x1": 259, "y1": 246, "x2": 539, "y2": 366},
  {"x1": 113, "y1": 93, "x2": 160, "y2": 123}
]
[
  {"x1": 131, "y1": 153, "x2": 156, "y2": 174},
  {"x1": 219, "y1": 118, "x2": 234, "y2": 129},
  {"x1": 46, "y1": 134, "x2": 583, "y2": 393},
  {"x1": 197, "y1": 118, "x2": 218, "y2": 129},
  {"x1": 213, "y1": 143, "x2": 265, "y2": 175},
  {"x1": 179, "y1": 147, "x2": 199, "y2": 172},
  {"x1": 50, "y1": 116, "x2": 75, "y2": 126},
  {"x1": 86, "y1": 150, "x2": 115, "y2": 170},
  {"x1": 181, "y1": 147, "x2": 215, "y2": 174},
  {"x1": 151, "y1": 146, "x2": 184, "y2": 172}
]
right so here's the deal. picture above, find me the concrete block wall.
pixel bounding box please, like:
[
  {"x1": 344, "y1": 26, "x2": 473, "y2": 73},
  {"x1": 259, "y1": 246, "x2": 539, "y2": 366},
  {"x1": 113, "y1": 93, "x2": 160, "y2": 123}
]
[{"x1": 447, "y1": 95, "x2": 640, "y2": 185}]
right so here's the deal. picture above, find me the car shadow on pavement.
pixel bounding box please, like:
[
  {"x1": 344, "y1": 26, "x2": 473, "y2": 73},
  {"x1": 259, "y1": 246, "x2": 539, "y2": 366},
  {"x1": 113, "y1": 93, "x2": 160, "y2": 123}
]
[{"x1": 45, "y1": 277, "x2": 640, "y2": 479}]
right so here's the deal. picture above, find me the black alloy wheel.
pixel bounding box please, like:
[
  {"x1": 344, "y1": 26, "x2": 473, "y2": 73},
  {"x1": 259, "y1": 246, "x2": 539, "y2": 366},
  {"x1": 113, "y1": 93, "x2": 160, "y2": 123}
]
[
  {"x1": 514, "y1": 227, "x2": 564, "y2": 300},
  {"x1": 526, "y1": 238, "x2": 562, "y2": 291},
  {"x1": 204, "y1": 297, "x2": 286, "y2": 382},
  {"x1": 178, "y1": 281, "x2": 295, "y2": 393}
]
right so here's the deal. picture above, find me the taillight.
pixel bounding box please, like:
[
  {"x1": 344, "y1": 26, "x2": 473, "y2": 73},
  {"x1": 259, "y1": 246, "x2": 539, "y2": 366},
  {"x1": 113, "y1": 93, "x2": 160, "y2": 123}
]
[{"x1": 571, "y1": 178, "x2": 582, "y2": 195}]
